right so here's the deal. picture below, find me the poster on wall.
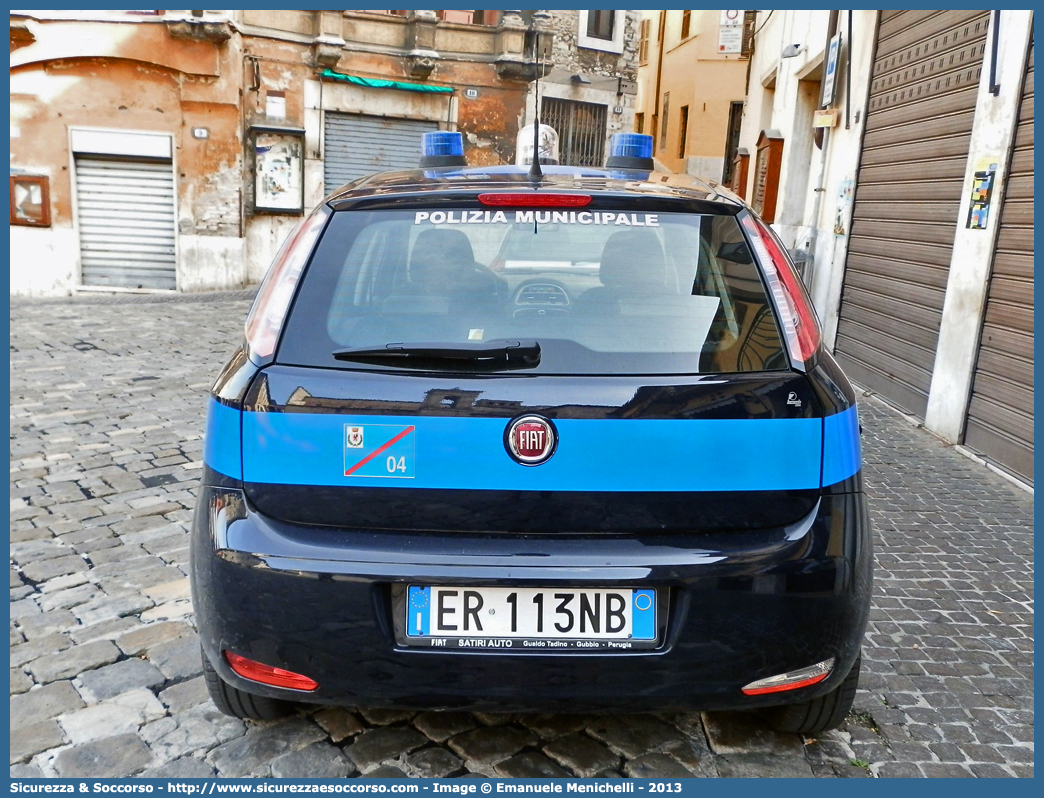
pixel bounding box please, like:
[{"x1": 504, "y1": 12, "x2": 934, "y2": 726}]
[{"x1": 253, "y1": 128, "x2": 303, "y2": 214}]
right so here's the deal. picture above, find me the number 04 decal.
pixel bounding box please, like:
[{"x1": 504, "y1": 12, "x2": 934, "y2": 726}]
[{"x1": 343, "y1": 424, "x2": 416, "y2": 479}]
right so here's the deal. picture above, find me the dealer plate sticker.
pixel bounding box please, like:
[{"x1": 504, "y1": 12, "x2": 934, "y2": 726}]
[
  {"x1": 405, "y1": 586, "x2": 657, "y2": 650},
  {"x1": 343, "y1": 424, "x2": 415, "y2": 479}
]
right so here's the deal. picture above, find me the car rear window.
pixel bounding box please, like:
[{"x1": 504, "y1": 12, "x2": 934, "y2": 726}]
[{"x1": 277, "y1": 208, "x2": 788, "y2": 374}]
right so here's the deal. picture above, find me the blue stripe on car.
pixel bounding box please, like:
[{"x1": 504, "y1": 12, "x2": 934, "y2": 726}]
[
  {"x1": 205, "y1": 399, "x2": 862, "y2": 490},
  {"x1": 203, "y1": 398, "x2": 242, "y2": 481},
  {"x1": 821, "y1": 406, "x2": 861, "y2": 487},
  {"x1": 240, "y1": 411, "x2": 824, "y2": 491}
]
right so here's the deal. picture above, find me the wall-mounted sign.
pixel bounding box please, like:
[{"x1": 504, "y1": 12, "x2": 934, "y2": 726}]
[
  {"x1": 250, "y1": 126, "x2": 304, "y2": 214},
  {"x1": 720, "y1": 10, "x2": 743, "y2": 27},
  {"x1": 718, "y1": 26, "x2": 743, "y2": 53},
  {"x1": 813, "y1": 109, "x2": 839, "y2": 128},
  {"x1": 966, "y1": 162, "x2": 998, "y2": 229},
  {"x1": 10, "y1": 174, "x2": 50, "y2": 227},
  {"x1": 265, "y1": 91, "x2": 286, "y2": 120},
  {"x1": 464, "y1": 88, "x2": 479, "y2": 99},
  {"x1": 822, "y1": 31, "x2": 842, "y2": 106}
]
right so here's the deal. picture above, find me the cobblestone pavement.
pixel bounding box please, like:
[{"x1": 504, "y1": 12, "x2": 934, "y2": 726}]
[{"x1": 10, "y1": 295, "x2": 1034, "y2": 779}]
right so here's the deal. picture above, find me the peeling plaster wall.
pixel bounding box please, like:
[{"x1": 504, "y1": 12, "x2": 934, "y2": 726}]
[
  {"x1": 177, "y1": 235, "x2": 245, "y2": 292},
  {"x1": 10, "y1": 16, "x2": 247, "y2": 295},
  {"x1": 244, "y1": 215, "x2": 299, "y2": 286},
  {"x1": 10, "y1": 11, "x2": 541, "y2": 295},
  {"x1": 9, "y1": 226, "x2": 78, "y2": 296}
]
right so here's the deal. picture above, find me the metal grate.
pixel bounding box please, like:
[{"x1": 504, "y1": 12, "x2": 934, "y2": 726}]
[
  {"x1": 541, "y1": 97, "x2": 608, "y2": 167},
  {"x1": 75, "y1": 156, "x2": 177, "y2": 290},
  {"x1": 324, "y1": 113, "x2": 438, "y2": 190}
]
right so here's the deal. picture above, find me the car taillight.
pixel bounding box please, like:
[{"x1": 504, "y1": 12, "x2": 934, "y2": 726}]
[
  {"x1": 740, "y1": 214, "x2": 822, "y2": 367},
  {"x1": 243, "y1": 208, "x2": 328, "y2": 360},
  {"x1": 224, "y1": 651, "x2": 319, "y2": 691},
  {"x1": 478, "y1": 193, "x2": 592, "y2": 207}
]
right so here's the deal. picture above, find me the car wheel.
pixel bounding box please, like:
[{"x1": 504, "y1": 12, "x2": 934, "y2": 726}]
[
  {"x1": 201, "y1": 646, "x2": 293, "y2": 721},
  {"x1": 762, "y1": 656, "x2": 861, "y2": 734}
]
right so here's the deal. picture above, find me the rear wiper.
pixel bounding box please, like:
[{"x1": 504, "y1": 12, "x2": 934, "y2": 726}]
[{"x1": 333, "y1": 339, "x2": 541, "y2": 369}]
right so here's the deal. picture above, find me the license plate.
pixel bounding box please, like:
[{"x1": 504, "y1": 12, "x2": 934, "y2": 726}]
[{"x1": 404, "y1": 586, "x2": 658, "y2": 651}]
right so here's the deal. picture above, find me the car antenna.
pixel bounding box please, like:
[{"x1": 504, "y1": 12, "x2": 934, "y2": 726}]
[{"x1": 528, "y1": 31, "x2": 543, "y2": 181}]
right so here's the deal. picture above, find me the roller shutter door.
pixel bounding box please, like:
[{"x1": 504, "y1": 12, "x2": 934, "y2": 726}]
[
  {"x1": 963, "y1": 35, "x2": 1034, "y2": 483},
  {"x1": 75, "y1": 156, "x2": 177, "y2": 290},
  {"x1": 834, "y1": 11, "x2": 990, "y2": 418},
  {"x1": 323, "y1": 113, "x2": 438, "y2": 190}
]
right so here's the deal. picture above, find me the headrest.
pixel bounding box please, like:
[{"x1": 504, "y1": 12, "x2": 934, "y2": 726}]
[
  {"x1": 598, "y1": 230, "x2": 668, "y2": 292},
  {"x1": 411, "y1": 228, "x2": 476, "y2": 274},
  {"x1": 410, "y1": 228, "x2": 477, "y2": 288}
]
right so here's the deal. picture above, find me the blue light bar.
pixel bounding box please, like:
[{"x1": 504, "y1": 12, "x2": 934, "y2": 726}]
[
  {"x1": 611, "y1": 133, "x2": 654, "y2": 159},
  {"x1": 420, "y1": 132, "x2": 467, "y2": 168},
  {"x1": 422, "y1": 131, "x2": 464, "y2": 157},
  {"x1": 605, "y1": 133, "x2": 655, "y2": 170}
]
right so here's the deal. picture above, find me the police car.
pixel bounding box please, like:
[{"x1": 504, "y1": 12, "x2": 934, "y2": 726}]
[{"x1": 191, "y1": 130, "x2": 871, "y2": 733}]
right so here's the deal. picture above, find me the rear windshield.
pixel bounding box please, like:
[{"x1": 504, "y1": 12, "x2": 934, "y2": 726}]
[{"x1": 278, "y1": 208, "x2": 788, "y2": 374}]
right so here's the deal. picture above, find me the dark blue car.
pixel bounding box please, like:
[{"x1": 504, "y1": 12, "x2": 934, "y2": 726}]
[{"x1": 191, "y1": 133, "x2": 871, "y2": 734}]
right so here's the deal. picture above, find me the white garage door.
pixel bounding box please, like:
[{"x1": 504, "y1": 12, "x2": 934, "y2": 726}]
[
  {"x1": 323, "y1": 113, "x2": 439, "y2": 190},
  {"x1": 75, "y1": 156, "x2": 177, "y2": 290}
]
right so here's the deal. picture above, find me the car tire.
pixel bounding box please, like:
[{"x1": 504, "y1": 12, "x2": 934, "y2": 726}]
[
  {"x1": 762, "y1": 656, "x2": 861, "y2": 734},
  {"x1": 201, "y1": 647, "x2": 293, "y2": 721}
]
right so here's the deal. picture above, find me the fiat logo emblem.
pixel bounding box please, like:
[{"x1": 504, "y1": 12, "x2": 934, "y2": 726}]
[{"x1": 505, "y1": 415, "x2": 557, "y2": 466}]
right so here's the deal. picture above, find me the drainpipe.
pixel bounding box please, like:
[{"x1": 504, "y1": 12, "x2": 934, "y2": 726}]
[
  {"x1": 804, "y1": 9, "x2": 840, "y2": 290},
  {"x1": 651, "y1": 11, "x2": 666, "y2": 151}
]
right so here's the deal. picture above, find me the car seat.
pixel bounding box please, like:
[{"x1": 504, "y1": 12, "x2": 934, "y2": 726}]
[
  {"x1": 574, "y1": 230, "x2": 670, "y2": 314},
  {"x1": 404, "y1": 228, "x2": 506, "y2": 310}
]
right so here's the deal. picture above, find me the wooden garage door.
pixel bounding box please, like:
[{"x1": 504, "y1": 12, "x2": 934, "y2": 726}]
[
  {"x1": 834, "y1": 10, "x2": 990, "y2": 418},
  {"x1": 963, "y1": 35, "x2": 1034, "y2": 483}
]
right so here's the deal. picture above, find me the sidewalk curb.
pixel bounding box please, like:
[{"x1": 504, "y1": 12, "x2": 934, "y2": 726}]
[{"x1": 11, "y1": 288, "x2": 258, "y2": 307}]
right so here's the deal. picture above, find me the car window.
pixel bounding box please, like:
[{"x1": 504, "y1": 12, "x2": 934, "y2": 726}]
[{"x1": 278, "y1": 208, "x2": 788, "y2": 374}]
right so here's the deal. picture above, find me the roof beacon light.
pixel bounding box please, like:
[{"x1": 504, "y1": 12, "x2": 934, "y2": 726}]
[
  {"x1": 420, "y1": 131, "x2": 467, "y2": 168},
  {"x1": 605, "y1": 132, "x2": 655, "y2": 171},
  {"x1": 515, "y1": 124, "x2": 560, "y2": 167}
]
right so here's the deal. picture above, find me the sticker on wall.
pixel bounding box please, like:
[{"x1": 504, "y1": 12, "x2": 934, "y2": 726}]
[
  {"x1": 966, "y1": 161, "x2": 998, "y2": 230},
  {"x1": 833, "y1": 179, "x2": 854, "y2": 237}
]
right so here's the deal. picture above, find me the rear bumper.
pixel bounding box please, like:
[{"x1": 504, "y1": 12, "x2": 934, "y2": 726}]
[{"x1": 190, "y1": 488, "x2": 871, "y2": 712}]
